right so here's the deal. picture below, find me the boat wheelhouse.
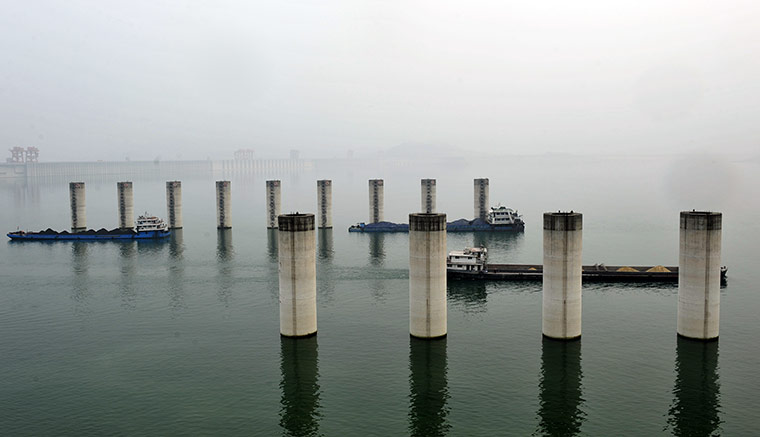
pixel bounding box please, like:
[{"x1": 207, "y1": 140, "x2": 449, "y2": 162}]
[
  {"x1": 136, "y1": 213, "x2": 168, "y2": 232},
  {"x1": 487, "y1": 205, "x2": 523, "y2": 226},
  {"x1": 446, "y1": 247, "x2": 488, "y2": 273}
]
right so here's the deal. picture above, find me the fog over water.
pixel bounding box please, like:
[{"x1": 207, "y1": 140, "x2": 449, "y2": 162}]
[{"x1": 2, "y1": 1, "x2": 760, "y2": 161}]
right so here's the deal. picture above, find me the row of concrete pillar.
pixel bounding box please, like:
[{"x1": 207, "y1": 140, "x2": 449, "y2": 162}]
[
  {"x1": 68, "y1": 180, "x2": 230, "y2": 231},
  {"x1": 278, "y1": 210, "x2": 723, "y2": 342},
  {"x1": 365, "y1": 178, "x2": 489, "y2": 223},
  {"x1": 265, "y1": 177, "x2": 489, "y2": 229}
]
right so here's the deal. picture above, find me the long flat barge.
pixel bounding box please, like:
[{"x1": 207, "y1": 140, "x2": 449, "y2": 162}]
[
  {"x1": 7, "y1": 228, "x2": 170, "y2": 240},
  {"x1": 448, "y1": 263, "x2": 728, "y2": 283}
]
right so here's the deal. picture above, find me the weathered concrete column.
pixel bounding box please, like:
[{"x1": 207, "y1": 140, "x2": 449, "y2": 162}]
[
  {"x1": 317, "y1": 180, "x2": 332, "y2": 229},
  {"x1": 421, "y1": 179, "x2": 436, "y2": 213},
  {"x1": 369, "y1": 179, "x2": 384, "y2": 223},
  {"x1": 117, "y1": 181, "x2": 134, "y2": 230},
  {"x1": 409, "y1": 213, "x2": 447, "y2": 339},
  {"x1": 474, "y1": 178, "x2": 489, "y2": 220},
  {"x1": 165, "y1": 181, "x2": 183, "y2": 229},
  {"x1": 678, "y1": 211, "x2": 722, "y2": 340},
  {"x1": 278, "y1": 213, "x2": 317, "y2": 337},
  {"x1": 542, "y1": 212, "x2": 583, "y2": 340},
  {"x1": 266, "y1": 180, "x2": 281, "y2": 229},
  {"x1": 216, "y1": 180, "x2": 231, "y2": 229},
  {"x1": 69, "y1": 182, "x2": 86, "y2": 232}
]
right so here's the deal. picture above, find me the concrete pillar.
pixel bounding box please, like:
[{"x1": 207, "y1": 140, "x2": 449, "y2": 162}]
[
  {"x1": 369, "y1": 179, "x2": 384, "y2": 223},
  {"x1": 266, "y1": 180, "x2": 281, "y2": 229},
  {"x1": 421, "y1": 179, "x2": 436, "y2": 213},
  {"x1": 278, "y1": 213, "x2": 317, "y2": 337},
  {"x1": 474, "y1": 178, "x2": 489, "y2": 220},
  {"x1": 409, "y1": 213, "x2": 447, "y2": 339},
  {"x1": 117, "y1": 181, "x2": 134, "y2": 230},
  {"x1": 216, "y1": 180, "x2": 231, "y2": 229},
  {"x1": 317, "y1": 180, "x2": 332, "y2": 229},
  {"x1": 165, "y1": 181, "x2": 183, "y2": 229},
  {"x1": 69, "y1": 182, "x2": 86, "y2": 232},
  {"x1": 542, "y1": 212, "x2": 583, "y2": 340},
  {"x1": 678, "y1": 211, "x2": 722, "y2": 340}
]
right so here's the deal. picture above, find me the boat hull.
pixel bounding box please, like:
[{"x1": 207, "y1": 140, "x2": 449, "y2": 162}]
[
  {"x1": 349, "y1": 218, "x2": 525, "y2": 233},
  {"x1": 448, "y1": 264, "x2": 728, "y2": 284},
  {"x1": 8, "y1": 230, "x2": 171, "y2": 240}
]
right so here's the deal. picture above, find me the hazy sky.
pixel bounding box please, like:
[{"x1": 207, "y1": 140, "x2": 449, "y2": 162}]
[{"x1": 2, "y1": 1, "x2": 759, "y2": 161}]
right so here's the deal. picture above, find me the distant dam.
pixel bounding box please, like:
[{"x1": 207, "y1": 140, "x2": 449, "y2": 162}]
[{"x1": 0, "y1": 159, "x2": 314, "y2": 181}]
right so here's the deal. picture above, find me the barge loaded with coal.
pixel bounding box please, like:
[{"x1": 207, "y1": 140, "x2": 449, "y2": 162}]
[
  {"x1": 447, "y1": 247, "x2": 728, "y2": 283},
  {"x1": 349, "y1": 205, "x2": 525, "y2": 233},
  {"x1": 7, "y1": 213, "x2": 171, "y2": 241}
]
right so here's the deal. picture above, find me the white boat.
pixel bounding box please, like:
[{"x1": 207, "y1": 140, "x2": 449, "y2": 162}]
[
  {"x1": 487, "y1": 205, "x2": 523, "y2": 226},
  {"x1": 446, "y1": 247, "x2": 488, "y2": 273},
  {"x1": 136, "y1": 213, "x2": 169, "y2": 232}
]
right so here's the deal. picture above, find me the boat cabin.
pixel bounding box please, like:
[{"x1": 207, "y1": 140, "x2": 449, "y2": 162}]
[
  {"x1": 447, "y1": 247, "x2": 488, "y2": 272},
  {"x1": 487, "y1": 205, "x2": 523, "y2": 226}
]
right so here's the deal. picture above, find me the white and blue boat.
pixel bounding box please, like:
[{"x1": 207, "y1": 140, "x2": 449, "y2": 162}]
[{"x1": 7, "y1": 213, "x2": 171, "y2": 241}]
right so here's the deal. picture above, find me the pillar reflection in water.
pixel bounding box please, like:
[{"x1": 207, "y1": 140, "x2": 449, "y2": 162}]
[
  {"x1": 267, "y1": 228, "x2": 279, "y2": 263},
  {"x1": 536, "y1": 338, "x2": 585, "y2": 436},
  {"x1": 408, "y1": 337, "x2": 450, "y2": 437},
  {"x1": 216, "y1": 229, "x2": 234, "y2": 303},
  {"x1": 368, "y1": 233, "x2": 387, "y2": 300},
  {"x1": 318, "y1": 228, "x2": 334, "y2": 262},
  {"x1": 666, "y1": 338, "x2": 722, "y2": 436},
  {"x1": 317, "y1": 229, "x2": 335, "y2": 302},
  {"x1": 168, "y1": 229, "x2": 185, "y2": 310},
  {"x1": 368, "y1": 233, "x2": 385, "y2": 266},
  {"x1": 71, "y1": 241, "x2": 90, "y2": 306},
  {"x1": 119, "y1": 241, "x2": 137, "y2": 309},
  {"x1": 279, "y1": 336, "x2": 322, "y2": 437}
]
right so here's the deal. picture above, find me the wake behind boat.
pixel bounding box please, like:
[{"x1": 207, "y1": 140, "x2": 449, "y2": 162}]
[{"x1": 7, "y1": 213, "x2": 171, "y2": 241}]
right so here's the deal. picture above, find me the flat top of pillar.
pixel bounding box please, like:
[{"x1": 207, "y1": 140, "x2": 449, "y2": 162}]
[
  {"x1": 543, "y1": 211, "x2": 583, "y2": 230},
  {"x1": 545, "y1": 211, "x2": 582, "y2": 217},
  {"x1": 409, "y1": 212, "x2": 447, "y2": 231},
  {"x1": 409, "y1": 212, "x2": 445, "y2": 218},
  {"x1": 681, "y1": 210, "x2": 721, "y2": 216},
  {"x1": 69, "y1": 182, "x2": 85, "y2": 185},
  {"x1": 278, "y1": 213, "x2": 315, "y2": 231},
  {"x1": 680, "y1": 210, "x2": 722, "y2": 229}
]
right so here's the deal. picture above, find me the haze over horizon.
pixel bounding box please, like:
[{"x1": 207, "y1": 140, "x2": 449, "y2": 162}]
[{"x1": 2, "y1": 1, "x2": 759, "y2": 162}]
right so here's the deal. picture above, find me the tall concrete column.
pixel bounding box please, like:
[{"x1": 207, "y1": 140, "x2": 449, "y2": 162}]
[
  {"x1": 678, "y1": 211, "x2": 722, "y2": 340},
  {"x1": 317, "y1": 180, "x2": 332, "y2": 229},
  {"x1": 409, "y1": 213, "x2": 447, "y2": 339},
  {"x1": 369, "y1": 179, "x2": 384, "y2": 223},
  {"x1": 69, "y1": 182, "x2": 86, "y2": 232},
  {"x1": 278, "y1": 213, "x2": 317, "y2": 337},
  {"x1": 117, "y1": 181, "x2": 134, "y2": 230},
  {"x1": 474, "y1": 178, "x2": 489, "y2": 220},
  {"x1": 266, "y1": 180, "x2": 281, "y2": 229},
  {"x1": 542, "y1": 212, "x2": 583, "y2": 340},
  {"x1": 165, "y1": 181, "x2": 183, "y2": 229},
  {"x1": 216, "y1": 180, "x2": 231, "y2": 229},
  {"x1": 421, "y1": 179, "x2": 436, "y2": 213}
]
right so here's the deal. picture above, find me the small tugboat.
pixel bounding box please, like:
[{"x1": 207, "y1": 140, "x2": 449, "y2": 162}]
[
  {"x1": 7, "y1": 213, "x2": 171, "y2": 241},
  {"x1": 446, "y1": 247, "x2": 728, "y2": 283},
  {"x1": 349, "y1": 204, "x2": 525, "y2": 233}
]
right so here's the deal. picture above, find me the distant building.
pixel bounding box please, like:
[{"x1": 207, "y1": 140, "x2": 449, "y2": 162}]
[
  {"x1": 6, "y1": 146, "x2": 39, "y2": 163},
  {"x1": 290, "y1": 149, "x2": 300, "y2": 160},
  {"x1": 234, "y1": 149, "x2": 255, "y2": 160}
]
